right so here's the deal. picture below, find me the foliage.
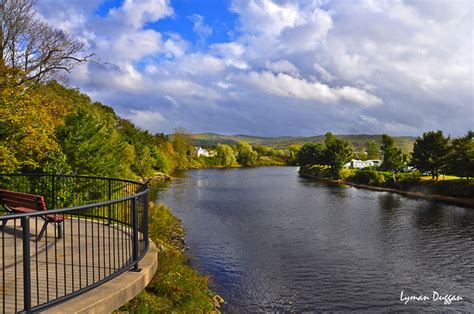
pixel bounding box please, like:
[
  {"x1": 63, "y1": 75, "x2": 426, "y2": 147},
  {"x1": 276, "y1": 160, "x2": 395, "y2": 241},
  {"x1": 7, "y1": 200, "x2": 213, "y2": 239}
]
[
  {"x1": 380, "y1": 134, "x2": 404, "y2": 173},
  {"x1": 190, "y1": 133, "x2": 415, "y2": 153},
  {"x1": 287, "y1": 144, "x2": 301, "y2": 165},
  {"x1": 296, "y1": 133, "x2": 352, "y2": 178},
  {"x1": 391, "y1": 172, "x2": 421, "y2": 187},
  {"x1": 338, "y1": 168, "x2": 356, "y2": 180},
  {"x1": 411, "y1": 130, "x2": 450, "y2": 179},
  {"x1": 0, "y1": 83, "x2": 67, "y2": 172},
  {"x1": 56, "y1": 109, "x2": 134, "y2": 177},
  {"x1": 297, "y1": 143, "x2": 325, "y2": 166},
  {"x1": 255, "y1": 156, "x2": 286, "y2": 166},
  {"x1": 215, "y1": 143, "x2": 238, "y2": 167},
  {"x1": 445, "y1": 131, "x2": 473, "y2": 181},
  {"x1": 366, "y1": 140, "x2": 380, "y2": 159},
  {"x1": 236, "y1": 141, "x2": 258, "y2": 166},
  {"x1": 346, "y1": 169, "x2": 385, "y2": 186},
  {"x1": 299, "y1": 165, "x2": 334, "y2": 179},
  {"x1": 323, "y1": 132, "x2": 353, "y2": 176}
]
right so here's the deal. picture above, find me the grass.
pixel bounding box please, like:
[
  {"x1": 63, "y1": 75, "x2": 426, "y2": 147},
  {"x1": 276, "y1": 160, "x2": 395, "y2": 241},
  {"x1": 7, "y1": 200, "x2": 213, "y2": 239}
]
[
  {"x1": 420, "y1": 175, "x2": 464, "y2": 181},
  {"x1": 120, "y1": 203, "x2": 220, "y2": 313}
]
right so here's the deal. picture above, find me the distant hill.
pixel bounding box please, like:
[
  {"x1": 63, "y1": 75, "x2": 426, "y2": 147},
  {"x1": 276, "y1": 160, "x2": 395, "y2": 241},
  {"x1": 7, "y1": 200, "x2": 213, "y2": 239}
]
[{"x1": 188, "y1": 133, "x2": 416, "y2": 153}]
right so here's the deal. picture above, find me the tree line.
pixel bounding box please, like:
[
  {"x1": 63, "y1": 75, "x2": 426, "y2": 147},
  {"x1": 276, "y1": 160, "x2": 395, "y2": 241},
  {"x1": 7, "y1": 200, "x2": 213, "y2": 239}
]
[
  {"x1": 297, "y1": 131, "x2": 473, "y2": 181},
  {"x1": 0, "y1": 0, "x2": 290, "y2": 178}
]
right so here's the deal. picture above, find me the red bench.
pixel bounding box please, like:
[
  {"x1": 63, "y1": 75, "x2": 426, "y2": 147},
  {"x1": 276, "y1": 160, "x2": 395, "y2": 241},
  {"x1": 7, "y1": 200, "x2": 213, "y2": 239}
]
[{"x1": 0, "y1": 189, "x2": 64, "y2": 241}]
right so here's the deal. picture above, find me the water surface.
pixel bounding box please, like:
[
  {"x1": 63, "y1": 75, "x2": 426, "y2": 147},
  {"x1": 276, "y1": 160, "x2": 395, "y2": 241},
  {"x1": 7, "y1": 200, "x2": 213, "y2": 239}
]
[{"x1": 156, "y1": 167, "x2": 474, "y2": 312}]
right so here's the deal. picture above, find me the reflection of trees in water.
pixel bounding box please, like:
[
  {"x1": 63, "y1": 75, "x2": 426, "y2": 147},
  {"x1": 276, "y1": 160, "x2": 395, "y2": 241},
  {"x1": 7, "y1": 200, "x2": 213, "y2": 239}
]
[
  {"x1": 414, "y1": 201, "x2": 445, "y2": 228},
  {"x1": 379, "y1": 193, "x2": 402, "y2": 210},
  {"x1": 414, "y1": 202, "x2": 474, "y2": 237},
  {"x1": 327, "y1": 184, "x2": 349, "y2": 199},
  {"x1": 378, "y1": 193, "x2": 402, "y2": 231},
  {"x1": 299, "y1": 178, "x2": 349, "y2": 198}
]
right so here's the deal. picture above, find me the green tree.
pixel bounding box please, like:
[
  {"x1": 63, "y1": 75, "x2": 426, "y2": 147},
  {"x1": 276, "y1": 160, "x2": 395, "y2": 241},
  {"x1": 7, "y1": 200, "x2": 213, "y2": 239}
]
[
  {"x1": 323, "y1": 132, "x2": 353, "y2": 176},
  {"x1": 287, "y1": 144, "x2": 301, "y2": 165},
  {"x1": 411, "y1": 130, "x2": 450, "y2": 180},
  {"x1": 171, "y1": 128, "x2": 193, "y2": 168},
  {"x1": 380, "y1": 134, "x2": 404, "y2": 177},
  {"x1": 366, "y1": 140, "x2": 380, "y2": 160},
  {"x1": 56, "y1": 110, "x2": 133, "y2": 177},
  {"x1": 236, "y1": 141, "x2": 258, "y2": 166},
  {"x1": 215, "y1": 144, "x2": 237, "y2": 167},
  {"x1": 446, "y1": 131, "x2": 473, "y2": 181},
  {"x1": 297, "y1": 143, "x2": 325, "y2": 166}
]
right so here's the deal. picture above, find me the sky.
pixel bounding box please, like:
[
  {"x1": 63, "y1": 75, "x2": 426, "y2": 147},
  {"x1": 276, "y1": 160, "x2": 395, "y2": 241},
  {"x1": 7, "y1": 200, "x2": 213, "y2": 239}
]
[{"x1": 37, "y1": 0, "x2": 473, "y2": 136}]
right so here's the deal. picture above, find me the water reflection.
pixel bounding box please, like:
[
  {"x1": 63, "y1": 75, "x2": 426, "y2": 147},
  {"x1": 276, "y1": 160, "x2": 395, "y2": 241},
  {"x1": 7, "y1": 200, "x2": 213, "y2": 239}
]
[
  {"x1": 379, "y1": 192, "x2": 402, "y2": 210},
  {"x1": 414, "y1": 201, "x2": 447, "y2": 227},
  {"x1": 157, "y1": 167, "x2": 474, "y2": 312}
]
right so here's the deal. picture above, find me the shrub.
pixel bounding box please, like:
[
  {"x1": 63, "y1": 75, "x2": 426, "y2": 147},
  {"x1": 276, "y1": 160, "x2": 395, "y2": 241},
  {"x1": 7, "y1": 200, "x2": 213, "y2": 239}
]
[
  {"x1": 347, "y1": 169, "x2": 385, "y2": 186},
  {"x1": 385, "y1": 171, "x2": 421, "y2": 188}
]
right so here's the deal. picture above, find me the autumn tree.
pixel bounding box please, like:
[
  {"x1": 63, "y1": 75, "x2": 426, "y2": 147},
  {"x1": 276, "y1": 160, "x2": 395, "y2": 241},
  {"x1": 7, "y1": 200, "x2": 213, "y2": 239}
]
[{"x1": 0, "y1": 83, "x2": 67, "y2": 172}]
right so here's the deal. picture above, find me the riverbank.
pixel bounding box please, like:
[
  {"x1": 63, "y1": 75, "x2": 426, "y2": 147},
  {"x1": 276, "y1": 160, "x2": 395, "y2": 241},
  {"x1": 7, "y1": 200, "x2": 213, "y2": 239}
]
[
  {"x1": 299, "y1": 166, "x2": 474, "y2": 208},
  {"x1": 120, "y1": 202, "x2": 223, "y2": 312}
]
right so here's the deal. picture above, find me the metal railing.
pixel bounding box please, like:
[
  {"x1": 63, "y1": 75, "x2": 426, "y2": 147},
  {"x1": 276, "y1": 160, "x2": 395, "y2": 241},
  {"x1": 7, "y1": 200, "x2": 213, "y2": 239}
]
[{"x1": 0, "y1": 174, "x2": 149, "y2": 313}]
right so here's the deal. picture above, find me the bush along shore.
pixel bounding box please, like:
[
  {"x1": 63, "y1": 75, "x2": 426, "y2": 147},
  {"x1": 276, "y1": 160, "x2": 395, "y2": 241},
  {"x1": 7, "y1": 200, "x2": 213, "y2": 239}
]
[
  {"x1": 299, "y1": 165, "x2": 474, "y2": 208},
  {"x1": 120, "y1": 202, "x2": 224, "y2": 312}
]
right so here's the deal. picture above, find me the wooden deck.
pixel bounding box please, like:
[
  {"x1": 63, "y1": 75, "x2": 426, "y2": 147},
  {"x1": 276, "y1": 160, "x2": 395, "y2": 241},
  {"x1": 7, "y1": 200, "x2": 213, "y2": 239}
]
[{"x1": 0, "y1": 218, "x2": 136, "y2": 313}]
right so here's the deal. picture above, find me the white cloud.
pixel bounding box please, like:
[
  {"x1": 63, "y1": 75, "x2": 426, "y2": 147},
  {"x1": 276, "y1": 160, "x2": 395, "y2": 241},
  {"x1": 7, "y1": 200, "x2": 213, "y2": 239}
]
[
  {"x1": 37, "y1": 0, "x2": 473, "y2": 136},
  {"x1": 313, "y1": 63, "x2": 335, "y2": 82},
  {"x1": 189, "y1": 14, "x2": 213, "y2": 44},
  {"x1": 112, "y1": 30, "x2": 163, "y2": 61},
  {"x1": 266, "y1": 60, "x2": 300, "y2": 76},
  {"x1": 108, "y1": 0, "x2": 173, "y2": 28},
  {"x1": 123, "y1": 109, "x2": 166, "y2": 132},
  {"x1": 278, "y1": 9, "x2": 333, "y2": 52},
  {"x1": 234, "y1": 71, "x2": 381, "y2": 107},
  {"x1": 337, "y1": 86, "x2": 382, "y2": 107}
]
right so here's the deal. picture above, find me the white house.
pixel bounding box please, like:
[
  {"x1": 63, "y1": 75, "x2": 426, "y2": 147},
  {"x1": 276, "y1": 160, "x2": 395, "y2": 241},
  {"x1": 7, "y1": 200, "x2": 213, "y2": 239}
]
[
  {"x1": 194, "y1": 147, "x2": 210, "y2": 157},
  {"x1": 345, "y1": 159, "x2": 382, "y2": 169}
]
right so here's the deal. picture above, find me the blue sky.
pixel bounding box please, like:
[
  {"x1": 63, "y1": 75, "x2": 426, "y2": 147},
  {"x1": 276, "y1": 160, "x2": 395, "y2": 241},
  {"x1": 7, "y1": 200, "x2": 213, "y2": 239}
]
[
  {"x1": 96, "y1": 0, "x2": 238, "y2": 46},
  {"x1": 37, "y1": 0, "x2": 473, "y2": 136}
]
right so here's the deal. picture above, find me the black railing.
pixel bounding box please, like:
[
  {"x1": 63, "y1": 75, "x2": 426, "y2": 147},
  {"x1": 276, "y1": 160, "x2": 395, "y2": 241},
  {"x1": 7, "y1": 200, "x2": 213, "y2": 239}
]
[{"x1": 0, "y1": 174, "x2": 149, "y2": 313}]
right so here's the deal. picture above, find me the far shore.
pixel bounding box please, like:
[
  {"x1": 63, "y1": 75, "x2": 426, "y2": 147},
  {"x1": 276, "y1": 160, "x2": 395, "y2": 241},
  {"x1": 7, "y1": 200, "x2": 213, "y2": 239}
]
[{"x1": 300, "y1": 173, "x2": 474, "y2": 209}]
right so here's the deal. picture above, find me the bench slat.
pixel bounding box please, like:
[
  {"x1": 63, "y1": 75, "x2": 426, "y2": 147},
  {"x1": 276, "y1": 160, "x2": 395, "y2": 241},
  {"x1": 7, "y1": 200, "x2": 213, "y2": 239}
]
[{"x1": 0, "y1": 189, "x2": 47, "y2": 211}]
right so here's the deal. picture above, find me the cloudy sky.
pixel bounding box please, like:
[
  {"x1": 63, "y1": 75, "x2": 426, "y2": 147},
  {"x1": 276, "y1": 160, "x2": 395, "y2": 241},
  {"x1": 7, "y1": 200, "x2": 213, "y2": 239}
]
[{"x1": 37, "y1": 0, "x2": 473, "y2": 136}]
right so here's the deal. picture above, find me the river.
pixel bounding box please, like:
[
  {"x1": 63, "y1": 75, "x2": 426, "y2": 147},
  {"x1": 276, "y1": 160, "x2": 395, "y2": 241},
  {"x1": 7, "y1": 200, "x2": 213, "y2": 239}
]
[{"x1": 155, "y1": 167, "x2": 474, "y2": 312}]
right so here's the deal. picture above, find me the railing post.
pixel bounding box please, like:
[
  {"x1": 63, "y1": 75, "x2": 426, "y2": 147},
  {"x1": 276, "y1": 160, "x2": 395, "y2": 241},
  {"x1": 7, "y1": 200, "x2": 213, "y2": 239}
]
[
  {"x1": 143, "y1": 191, "x2": 149, "y2": 249},
  {"x1": 22, "y1": 217, "x2": 32, "y2": 313},
  {"x1": 131, "y1": 196, "x2": 140, "y2": 272},
  {"x1": 108, "y1": 179, "x2": 112, "y2": 225},
  {"x1": 51, "y1": 174, "x2": 56, "y2": 209}
]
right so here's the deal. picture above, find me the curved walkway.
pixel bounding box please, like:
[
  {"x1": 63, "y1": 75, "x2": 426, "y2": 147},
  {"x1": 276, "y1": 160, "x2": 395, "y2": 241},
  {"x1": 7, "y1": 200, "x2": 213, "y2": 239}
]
[{"x1": 0, "y1": 218, "x2": 156, "y2": 313}]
